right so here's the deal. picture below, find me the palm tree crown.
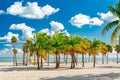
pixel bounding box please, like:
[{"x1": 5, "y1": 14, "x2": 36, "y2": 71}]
[{"x1": 102, "y1": 0, "x2": 120, "y2": 46}]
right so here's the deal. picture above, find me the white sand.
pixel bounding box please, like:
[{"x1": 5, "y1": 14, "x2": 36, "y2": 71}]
[{"x1": 0, "y1": 62, "x2": 120, "y2": 80}]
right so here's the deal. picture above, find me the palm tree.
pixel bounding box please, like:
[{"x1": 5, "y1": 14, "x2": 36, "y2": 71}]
[
  {"x1": 115, "y1": 45, "x2": 120, "y2": 64},
  {"x1": 81, "y1": 38, "x2": 91, "y2": 67},
  {"x1": 88, "y1": 41, "x2": 92, "y2": 63},
  {"x1": 64, "y1": 43, "x2": 72, "y2": 65},
  {"x1": 29, "y1": 43, "x2": 36, "y2": 65},
  {"x1": 25, "y1": 38, "x2": 32, "y2": 66},
  {"x1": 68, "y1": 35, "x2": 81, "y2": 69},
  {"x1": 91, "y1": 39, "x2": 101, "y2": 68},
  {"x1": 12, "y1": 48, "x2": 18, "y2": 66},
  {"x1": 11, "y1": 36, "x2": 18, "y2": 66},
  {"x1": 22, "y1": 43, "x2": 27, "y2": 65},
  {"x1": 102, "y1": 1, "x2": 120, "y2": 46},
  {"x1": 75, "y1": 37, "x2": 90, "y2": 67},
  {"x1": 33, "y1": 32, "x2": 50, "y2": 69},
  {"x1": 43, "y1": 35, "x2": 54, "y2": 66},
  {"x1": 106, "y1": 44, "x2": 113, "y2": 64},
  {"x1": 53, "y1": 31, "x2": 68, "y2": 69},
  {"x1": 100, "y1": 43, "x2": 108, "y2": 64}
]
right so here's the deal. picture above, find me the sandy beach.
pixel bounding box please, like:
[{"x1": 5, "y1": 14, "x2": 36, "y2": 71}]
[{"x1": 0, "y1": 62, "x2": 120, "y2": 80}]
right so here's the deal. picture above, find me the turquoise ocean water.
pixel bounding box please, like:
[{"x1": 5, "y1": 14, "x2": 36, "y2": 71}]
[{"x1": 0, "y1": 57, "x2": 119, "y2": 63}]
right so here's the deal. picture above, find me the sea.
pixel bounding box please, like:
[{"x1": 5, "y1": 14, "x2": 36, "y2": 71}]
[{"x1": 0, "y1": 57, "x2": 119, "y2": 63}]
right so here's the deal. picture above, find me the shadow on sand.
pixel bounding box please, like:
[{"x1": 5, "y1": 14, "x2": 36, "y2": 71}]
[
  {"x1": 97, "y1": 65, "x2": 120, "y2": 69},
  {"x1": 41, "y1": 73, "x2": 120, "y2": 80},
  {"x1": 0, "y1": 64, "x2": 72, "y2": 72}
]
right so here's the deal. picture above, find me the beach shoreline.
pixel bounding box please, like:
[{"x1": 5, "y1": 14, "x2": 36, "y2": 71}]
[{"x1": 0, "y1": 62, "x2": 120, "y2": 80}]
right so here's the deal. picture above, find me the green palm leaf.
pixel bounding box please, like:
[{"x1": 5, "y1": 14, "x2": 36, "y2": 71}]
[
  {"x1": 108, "y1": 6, "x2": 120, "y2": 18},
  {"x1": 102, "y1": 20, "x2": 119, "y2": 36},
  {"x1": 111, "y1": 25, "x2": 120, "y2": 46}
]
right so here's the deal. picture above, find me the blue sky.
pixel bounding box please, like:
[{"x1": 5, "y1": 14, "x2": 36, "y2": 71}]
[{"x1": 0, "y1": 0, "x2": 118, "y2": 56}]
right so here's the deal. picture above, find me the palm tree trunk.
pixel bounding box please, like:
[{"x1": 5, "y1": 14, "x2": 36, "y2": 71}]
[
  {"x1": 23, "y1": 53, "x2": 25, "y2": 65},
  {"x1": 107, "y1": 53, "x2": 108, "y2": 64},
  {"x1": 71, "y1": 49, "x2": 76, "y2": 69},
  {"x1": 73, "y1": 53, "x2": 76, "y2": 68},
  {"x1": 70, "y1": 55, "x2": 73, "y2": 68},
  {"x1": 26, "y1": 53, "x2": 29, "y2": 66},
  {"x1": 55, "y1": 51, "x2": 60, "y2": 69},
  {"x1": 70, "y1": 53, "x2": 75, "y2": 68},
  {"x1": 37, "y1": 56, "x2": 40, "y2": 70},
  {"x1": 93, "y1": 55, "x2": 96, "y2": 68},
  {"x1": 102, "y1": 54, "x2": 104, "y2": 64},
  {"x1": 117, "y1": 53, "x2": 119, "y2": 64},
  {"x1": 15, "y1": 54, "x2": 17, "y2": 66},
  {"x1": 13, "y1": 54, "x2": 15, "y2": 66},
  {"x1": 12, "y1": 45, "x2": 15, "y2": 66},
  {"x1": 41, "y1": 56, "x2": 43, "y2": 68},
  {"x1": 82, "y1": 54, "x2": 84, "y2": 67},
  {"x1": 70, "y1": 53, "x2": 75, "y2": 69}
]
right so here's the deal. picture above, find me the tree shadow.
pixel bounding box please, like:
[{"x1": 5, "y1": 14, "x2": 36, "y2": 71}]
[
  {"x1": 97, "y1": 66, "x2": 120, "y2": 69},
  {"x1": 0, "y1": 66, "x2": 37, "y2": 72},
  {"x1": 0, "y1": 65, "x2": 72, "y2": 72},
  {"x1": 41, "y1": 73, "x2": 120, "y2": 80}
]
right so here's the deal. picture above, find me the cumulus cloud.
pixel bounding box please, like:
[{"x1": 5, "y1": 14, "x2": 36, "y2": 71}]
[
  {"x1": 0, "y1": 48, "x2": 23, "y2": 57},
  {"x1": 0, "y1": 10, "x2": 5, "y2": 14},
  {"x1": 7, "y1": 2, "x2": 59, "y2": 19},
  {"x1": 0, "y1": 32, "x2": 19, "y2": 42},
  {"x1": 70, "y1": 13, "x2": 103, "y2": 28},
  {"x1": 40, "y1": 21, "x2": 70, "y2": 36},
  {"x1": 50, "y1": 21, "x2": 64, "y2": 31},
  {"x1": 97, "y1": 11, "x2": 118, "y2": 22},
  {"x1": 49, "y1": 21, "x2": 64, "y2": 35},
  {"x1": 10, "y1": 23, "x2": 35, "y2": 39}
]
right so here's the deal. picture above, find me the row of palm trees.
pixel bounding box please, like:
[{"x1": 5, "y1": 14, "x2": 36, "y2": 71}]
[{"x1": 11, "y1": 31, "x2": 120, "y2": 70}]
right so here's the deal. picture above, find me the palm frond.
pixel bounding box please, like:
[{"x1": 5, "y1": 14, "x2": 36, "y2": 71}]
[
  {"x1": 102, "y1": 20, "x2": 119, "y2": 36},
  {"x1": 111, "y1": 25, "x2": 120, "y2": 46},
  {"x1": 108, "y1": 6, "x2": 120, "y2": 18}
]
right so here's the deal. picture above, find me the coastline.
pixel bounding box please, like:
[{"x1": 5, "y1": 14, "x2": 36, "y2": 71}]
[{"x1": 0, "y1": 62, "x2": 120, "y2": 80}]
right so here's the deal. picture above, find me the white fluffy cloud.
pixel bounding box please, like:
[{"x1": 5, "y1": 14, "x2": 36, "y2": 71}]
[
  {"x1": 0, "y1": 10, "x2": 5, "y2": 14},
  {"x1": 40, "y1": 21, "x2": 69, "y2": 36},
  {"x1": 97, "y1": 11, "x2": 118, "y2": 22},
  {"x1": 50, "y1": 21, "x2": 64, "y2": 35},
  {"x1": 0, "y1": 48, "x2": 23, "y2": 57},
  {"x1": 50, "y1": 21, "x2": 64, "y2": 31},
  {"x1": 10, "y1": 23, "x2": 35, "y2": 39},
  {"x1": 0, "y1": 32, "x2": 19, "y2": 42},
  {"x1": 7, "y1": 2, "x2": 59, "y2": 19},
  {"x1": 70, "y1": 13, "x2": 103, "y2": 28},
  {"x1": 49, "y1": 21, "x2": 64, "y2": 35}
]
